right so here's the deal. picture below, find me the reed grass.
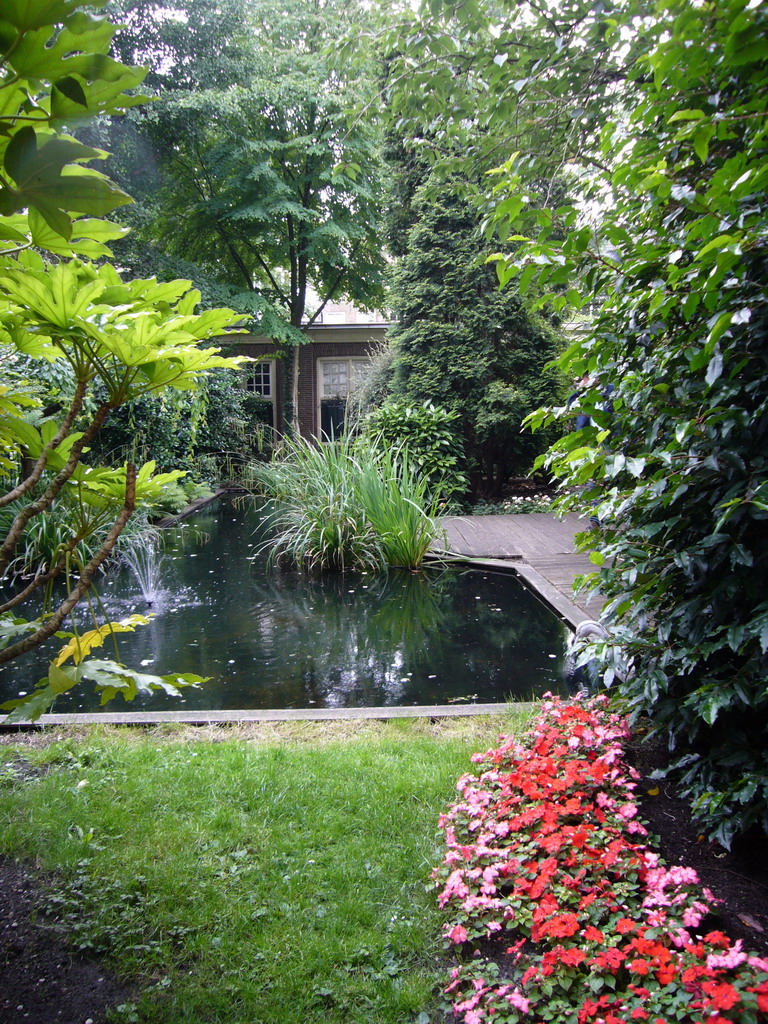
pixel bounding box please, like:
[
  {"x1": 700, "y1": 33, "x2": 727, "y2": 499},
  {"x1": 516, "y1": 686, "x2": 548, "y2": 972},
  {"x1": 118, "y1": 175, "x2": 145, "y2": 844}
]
[{"x1": 250, "y1": 434, "x2": 442, "y2": 571}]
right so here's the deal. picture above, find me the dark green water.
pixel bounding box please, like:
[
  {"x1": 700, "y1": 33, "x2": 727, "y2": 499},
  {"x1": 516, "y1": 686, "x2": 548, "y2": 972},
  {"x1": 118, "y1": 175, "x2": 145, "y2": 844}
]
[{"x1": 1, "y1": 499, "x2": 569, "y2": 712}]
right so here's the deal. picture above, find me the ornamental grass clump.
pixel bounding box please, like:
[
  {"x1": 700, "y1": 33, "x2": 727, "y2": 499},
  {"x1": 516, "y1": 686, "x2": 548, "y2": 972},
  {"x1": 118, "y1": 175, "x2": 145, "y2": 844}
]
[
  {"x1": 250, "y1": 432, "x2": 381, "y2": 571},
  {"x1": 435, "y1": 697, "x2": 768, "y2": 1024},
  {"x1": 250, "y1": 433, "x2": 441, "y2": 571},
  {"x1": 354, "y1": 445, "x2": 442, "y2": 568}
]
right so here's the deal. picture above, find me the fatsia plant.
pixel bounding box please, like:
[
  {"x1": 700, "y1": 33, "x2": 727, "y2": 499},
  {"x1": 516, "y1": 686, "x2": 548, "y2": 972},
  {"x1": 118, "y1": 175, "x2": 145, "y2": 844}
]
[{"x1": 0, "y1": 0, "x2": 247, "y2": 720}]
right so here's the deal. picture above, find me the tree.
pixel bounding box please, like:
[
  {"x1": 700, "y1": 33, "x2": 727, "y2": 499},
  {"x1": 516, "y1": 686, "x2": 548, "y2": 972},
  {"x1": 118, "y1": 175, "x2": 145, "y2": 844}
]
[
  {"x1": 389, "y1": 0, "x2": 768, "y2": 844},
  {"x1": 387, "y1": 178, "x2": 562, "y2": 496},
  {"x1": 101, "y1": 0, "x2": 388, "y2": 433},
  {"x1": 0, "y1": 0, "x2": 245, "y2": 721}
]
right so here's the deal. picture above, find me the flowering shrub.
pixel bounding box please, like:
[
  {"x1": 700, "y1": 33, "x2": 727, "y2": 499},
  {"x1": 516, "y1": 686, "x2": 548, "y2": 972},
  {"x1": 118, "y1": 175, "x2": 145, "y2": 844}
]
[
  {"x1": 471, "y1": 495, "x2": 555, "y2": 516},
  {"x1": 435, "y1": 697, "x2": 768, "y2": 1023}
]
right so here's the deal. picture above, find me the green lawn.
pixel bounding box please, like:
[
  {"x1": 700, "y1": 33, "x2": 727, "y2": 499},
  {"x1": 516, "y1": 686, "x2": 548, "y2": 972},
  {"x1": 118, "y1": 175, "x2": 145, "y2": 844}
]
[{"x1": 0, "y1": 713, "x2": 532, "y2": 1024}]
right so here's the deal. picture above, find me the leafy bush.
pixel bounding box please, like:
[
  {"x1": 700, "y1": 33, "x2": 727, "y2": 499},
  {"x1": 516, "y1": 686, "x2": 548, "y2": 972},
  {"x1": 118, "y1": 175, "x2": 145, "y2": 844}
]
[
  {"x1": 363, "y1": 400, "x2": 468, "y2": 502},
  {"x1": 470, "y1": 493, "x2": 555, "y2": 516},
  {"x1": 436, "y1": 697, "x2": 768, "y2": 1023},
  {"x1": 426, "y1": 0, "x2": 768, "y2": 846},
  {"x1": 88, "y1": 370, "x2": 269, "y2": 477},
  {"x1": 249, "y1": 433, "x2": 441, "y2": 571}
]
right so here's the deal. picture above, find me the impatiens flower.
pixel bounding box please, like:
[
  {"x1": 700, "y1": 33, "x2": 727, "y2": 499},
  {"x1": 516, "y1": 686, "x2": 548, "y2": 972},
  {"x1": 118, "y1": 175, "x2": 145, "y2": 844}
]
[
  {"x1": 447, "y1": 923, "x2": 468, "y2": 944},
  {"x1": 434, "y1": 697, "x2": 767, "y2": 1024},
  {"x1": 701, "y1": 980, "x2": 741, "y2": 1011},
  {"x1": 706, "y1": 939, "x2": 748, "y2": 970},
  {"x1": 750, "y1": 980, "x2": 768, "y2": 1013},
  {"x1": 505, "y1": 989, "x2": 530, "y2": 1013}
]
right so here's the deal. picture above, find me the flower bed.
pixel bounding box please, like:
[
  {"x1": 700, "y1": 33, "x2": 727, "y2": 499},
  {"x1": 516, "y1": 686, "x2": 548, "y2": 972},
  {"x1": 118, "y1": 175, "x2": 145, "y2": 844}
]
[{"x1": 435, "y1": 696, "x2": 768, "y2": 1023}]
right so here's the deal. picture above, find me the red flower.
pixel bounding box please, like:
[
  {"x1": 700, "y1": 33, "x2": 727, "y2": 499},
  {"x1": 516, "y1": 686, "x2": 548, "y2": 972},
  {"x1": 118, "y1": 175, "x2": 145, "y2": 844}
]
[
  {"x1": 541, "y1": 913, "x2": 580, "y2": 938},
  {"x1": 583, "y1": 925, "x2": 604, "y2": 943},
  {"x1": 560, "y1": 947, "x2": 586, "y2": 967},
  {"x1": 701, "y1": 980, "x2": 741, "y2": 1011},
  {"x1": 590, "y1": 947, "x2": 626, "y2": 971},
  {"x1": 755, "y1": 988, "x2": 768, "y2": 1014},
  {"x1": 615, "y1": 917, "x2": 637, "y2": 934},
  {"x1": 656, "y1": 963, "x2": 677, "y2": 986}
]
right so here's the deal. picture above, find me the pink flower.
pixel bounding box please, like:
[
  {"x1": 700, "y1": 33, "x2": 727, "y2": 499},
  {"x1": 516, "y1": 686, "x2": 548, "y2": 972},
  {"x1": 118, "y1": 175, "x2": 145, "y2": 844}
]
[
  {"x1": 707, "y1": 940, "x2": 748, "y2": 970},
  {"x1": 446, "y1": 923, "x2": 468, "y2": 944},
  {"x1": 505, "y1": 989, "x2": 530, "y2": 1013},
  {"x1": 464, "y1": 1011, "x2": 484, "y2": 1024}
]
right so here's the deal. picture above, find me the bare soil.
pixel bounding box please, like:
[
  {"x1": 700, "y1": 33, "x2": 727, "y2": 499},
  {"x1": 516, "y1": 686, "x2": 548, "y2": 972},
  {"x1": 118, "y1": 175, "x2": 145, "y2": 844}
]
[{"x1": 0, "y1": 857, "x2": 136, "y2": 1024}]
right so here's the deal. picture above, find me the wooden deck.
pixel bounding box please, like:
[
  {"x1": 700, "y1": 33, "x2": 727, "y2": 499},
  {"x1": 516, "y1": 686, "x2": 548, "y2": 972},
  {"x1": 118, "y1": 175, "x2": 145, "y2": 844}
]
[{"x1": 433, "y1": 512, "x2": 605, "y2": 630}]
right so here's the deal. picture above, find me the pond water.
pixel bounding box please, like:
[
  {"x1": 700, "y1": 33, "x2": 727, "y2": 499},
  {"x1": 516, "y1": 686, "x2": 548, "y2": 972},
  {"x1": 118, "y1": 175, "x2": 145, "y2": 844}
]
[{"x1": 1, "y1": 498, "x2": 570, "y2": 713}]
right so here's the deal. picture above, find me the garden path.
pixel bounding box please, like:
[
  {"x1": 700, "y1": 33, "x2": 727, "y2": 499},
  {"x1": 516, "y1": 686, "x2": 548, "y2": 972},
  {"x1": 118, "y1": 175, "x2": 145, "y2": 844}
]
[{"x1": 433, "y1": 512, "x2": 605, "y2": 630}]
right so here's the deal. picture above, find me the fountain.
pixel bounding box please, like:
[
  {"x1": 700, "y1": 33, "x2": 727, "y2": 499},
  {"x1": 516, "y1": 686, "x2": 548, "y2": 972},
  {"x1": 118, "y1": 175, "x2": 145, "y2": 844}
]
[
  {"x1": 121, "y1": 538, "x2": 165, "y2": 607},
  {"x1": 0, "y1": 498, "x2": 570, "y2": 713}
]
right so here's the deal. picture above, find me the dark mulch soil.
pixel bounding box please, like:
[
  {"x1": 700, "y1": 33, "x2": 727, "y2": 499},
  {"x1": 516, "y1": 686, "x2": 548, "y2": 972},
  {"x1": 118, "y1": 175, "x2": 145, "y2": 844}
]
[
  {"x1": 0, "y1": 856, "x2": 136, "y2": 1024},
  {"x1": 0, "y1": 736, "x2": 766, "y2": 1023},
  {"x1": 627, "y1": 734, "x2": 768, "y2": 956}
]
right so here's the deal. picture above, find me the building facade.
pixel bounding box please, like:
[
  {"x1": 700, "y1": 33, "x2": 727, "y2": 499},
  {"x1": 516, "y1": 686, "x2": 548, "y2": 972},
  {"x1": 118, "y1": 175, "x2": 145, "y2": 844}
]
[{"x1": 223, "y1": 303, "x2": 389, "y2": 438}]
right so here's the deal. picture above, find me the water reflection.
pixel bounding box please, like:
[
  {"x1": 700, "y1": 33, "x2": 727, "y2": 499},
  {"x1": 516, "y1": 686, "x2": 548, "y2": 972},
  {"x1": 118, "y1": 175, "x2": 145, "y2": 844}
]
[{"x1": 0, "y1": 499, "x2": 569, "y2": 712}]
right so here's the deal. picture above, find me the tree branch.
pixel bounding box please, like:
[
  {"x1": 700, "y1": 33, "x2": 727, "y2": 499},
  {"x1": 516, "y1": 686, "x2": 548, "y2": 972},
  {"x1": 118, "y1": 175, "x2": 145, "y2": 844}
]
[
  {"x1": 0, "y1": 379, "x2": 88, "y2": 509},
  {"x1": 0, "y1": 464, "x2": 137, "y2": 665},
  {"x1": 0, "y1": 401, "x2": 114, "y2": 576},
  {"x1": 241, "y1": 239, "x2": 290, "y2": 307},
  {"x1": 0, "y1": 534, "x2": 82, "y2": 614},
  {"x1": 304, "y1": 241, "x2": 363, "y2": 328}
]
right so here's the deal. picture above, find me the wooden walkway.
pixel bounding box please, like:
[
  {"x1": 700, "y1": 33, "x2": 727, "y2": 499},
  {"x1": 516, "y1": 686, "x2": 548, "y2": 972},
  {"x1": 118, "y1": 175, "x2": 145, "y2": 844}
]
[{"x1": 433, "y1": 512, "x2": 605, "y2": 630}]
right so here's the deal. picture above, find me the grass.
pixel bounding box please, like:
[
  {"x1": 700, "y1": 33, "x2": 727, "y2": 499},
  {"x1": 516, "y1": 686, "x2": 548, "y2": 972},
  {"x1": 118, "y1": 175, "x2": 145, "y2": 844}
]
[{"x1": 0, "y1": 712, "x2": 532, "y2": 1024}]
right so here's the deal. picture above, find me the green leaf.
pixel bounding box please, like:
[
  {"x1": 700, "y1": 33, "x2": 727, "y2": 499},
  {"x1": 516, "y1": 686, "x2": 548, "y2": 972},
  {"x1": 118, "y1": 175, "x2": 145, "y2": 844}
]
[
  {"x1": 1, "y1": 685, "x2": 58, "y2": 723},
  {"x1": 694, "y1": 234, "x2": 737, "y2": 260},
  {"x1": 48, "y1": 662, "x2": 82, "y2": 694},
  {"x1": 668, "y1": 109, "x2": 706, "y2": 123}
]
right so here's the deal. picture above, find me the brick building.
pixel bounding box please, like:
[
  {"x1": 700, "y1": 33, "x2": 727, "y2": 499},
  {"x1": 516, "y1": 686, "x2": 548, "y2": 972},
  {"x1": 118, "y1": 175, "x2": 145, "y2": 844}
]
[{"x1": 222, "y1": 302, "x2": 390, "y2": 438}]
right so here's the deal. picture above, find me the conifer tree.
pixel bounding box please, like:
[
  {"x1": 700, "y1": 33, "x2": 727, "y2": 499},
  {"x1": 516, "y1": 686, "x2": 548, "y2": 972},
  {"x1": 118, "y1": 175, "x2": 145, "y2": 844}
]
[{"x1": 388, "y1": 181, "x2": 562, "y2": 497}]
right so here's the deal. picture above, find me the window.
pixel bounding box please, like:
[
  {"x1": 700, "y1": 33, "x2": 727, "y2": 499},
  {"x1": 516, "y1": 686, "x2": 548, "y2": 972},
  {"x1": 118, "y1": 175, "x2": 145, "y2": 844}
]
[
  {"x1": 317, "y1": 357, "x2": 371, "y2": 438},
  {"x1": 246, "y1": 360, "x2": 273, "y2": 397},
  {"x1": 244, "y1": 360, "x2": 276, "y2": 427}
]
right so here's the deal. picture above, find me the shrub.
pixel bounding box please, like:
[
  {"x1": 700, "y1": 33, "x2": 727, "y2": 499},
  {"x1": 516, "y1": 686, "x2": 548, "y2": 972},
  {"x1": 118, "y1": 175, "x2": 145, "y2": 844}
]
[{"x1": 363, "y1": 400, "x2": 468, "y2": 502}]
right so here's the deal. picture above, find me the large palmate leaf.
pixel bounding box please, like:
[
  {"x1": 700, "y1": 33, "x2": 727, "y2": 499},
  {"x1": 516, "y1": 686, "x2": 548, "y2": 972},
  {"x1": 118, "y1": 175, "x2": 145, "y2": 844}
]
[
  {"x1": 0, "y1": 257, "x2": 247, "y2": 404},
  {"x1": 0, "y1": 0, "x2": 149, "y2": 251},
  {"x1": 54, "y1": 614, "x2": 154, "y2": 666},
  {"x1": 1, "y1": 657, "x2": 205, "y2": 721},
  {"x1": 69, "y1": 461, "x2": 188, "y2": 509}
]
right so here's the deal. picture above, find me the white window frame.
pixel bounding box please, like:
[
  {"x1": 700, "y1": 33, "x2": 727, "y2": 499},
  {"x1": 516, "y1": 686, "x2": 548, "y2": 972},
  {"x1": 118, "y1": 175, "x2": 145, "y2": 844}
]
[
  {"x1": 316, "y1": 357, "x2": 372, "y2": 436},
  {"x1": 245, "y1": 359, "x2": 275, "y2": 398},
  {"x1": 244, "y1": 359, "x2": 277, "y2": 427}
]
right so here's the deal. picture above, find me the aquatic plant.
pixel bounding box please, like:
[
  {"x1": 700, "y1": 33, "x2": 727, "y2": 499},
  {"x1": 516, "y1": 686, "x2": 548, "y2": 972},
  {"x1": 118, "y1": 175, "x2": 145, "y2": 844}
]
[
  {"x1": 354, "y1": 445, "x2": 442, "y2": 568},
  {"x1": 249, "y1": 434, "x2": 441, "y2": 571},
  {"x1": 250, "y1": 433, "x2": 382, "y2": 571}
]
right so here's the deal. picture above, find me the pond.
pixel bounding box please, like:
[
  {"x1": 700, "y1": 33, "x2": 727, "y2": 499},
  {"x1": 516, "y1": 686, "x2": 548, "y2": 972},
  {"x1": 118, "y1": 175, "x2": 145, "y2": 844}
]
[{"x1": 0, "y1": 498, "x2": 570, "y2": 713}]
